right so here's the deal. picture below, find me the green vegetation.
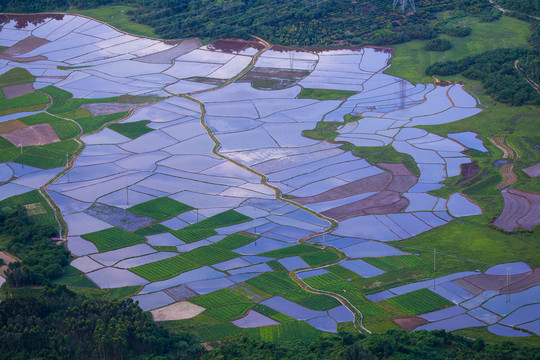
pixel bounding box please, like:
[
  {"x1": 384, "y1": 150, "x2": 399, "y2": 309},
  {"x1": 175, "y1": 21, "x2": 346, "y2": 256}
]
[
  {"x1": 133, "y1": 223, "x2": 171, "y2": 236},
  {"x1": 190, "y1": 288, "x2": 251, "y2": 309},
  {"x1": 382, "y1": 288, "x2": 455, "y2": 316},
  {"x1": 0, "y1": 207, "x2": 69, "y2": 287},
  {"x1": 170, "y1": 228, "x2": 218, "y2": 243},
  {"x1": 188, "y1": 209, "x2": 252, "y2": 230},
  {"x1": 19, "y1": 112, "x2": 81, "y2": 140},
  {"x1": 183, "y1": 246, "x2": 239, "y2": 266},
  {"x1": 14, "y1": 139, "x2": 79, "y2": 169},
  {"x1": 214, "y1": 233, "x2": 256, "y2": 250},
  {"x1": 348, "y1": 144, "x2": 420, "y2": 177},
  {"x1": 108, "y1": 120, "x2": 154, "y2": 139},
  {"x1": 363, "y1": 256, "x2": 406, "y2": 271},
  {"x1": 128, "y1": 197, "x2": 193, "y2": 220},
  {"x1": 0, "y1": 68, "x2": 36, "y2": 87},
  {"x1": 81, "y1": 227, "x2": 145, "y2": 252},
  {"x1": 386, "y1": 16, "x2": 531, "y2": 83},
  {"x1": 0, "y1": 91, "x2": 49, "y2": 116},
  {"x1": 297, "y1": 88, "x2": 356, "y2": 100},
  {"x1": 130, "y1": 255, "x2": 199, "y2": 282},
  {"x1": 424, "y1": 38, "x2": 452, "y2": 51},
  {"x1": 0, "y1": 190, "x2": 57, "y2": 227}
]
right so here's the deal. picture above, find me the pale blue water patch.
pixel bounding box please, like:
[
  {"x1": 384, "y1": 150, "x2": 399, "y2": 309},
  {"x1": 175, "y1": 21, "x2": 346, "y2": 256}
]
[
  {"x1": 485, "y1": 262, "x2": 531, "y2": 276},
  {"x1": 48, "y1": 191, "x2": 92, "y2": 215},
  {"x1": 216, "y1": 219, "x2": 271, "y2": 235},
  {"x1": 518, "y1": 319, "x2": 540, "y2": 336},
  {"x1": 413, "y1": 212, "x2": 448, "y2": 228},
  {"x1": 262, "y1": 296, "x2": 324, "y2": 320},
  {"x1": 244, "y1": 198, "x2": 287, "y2": 211},
  {"x1": 242, "y1": 256, "x2": 273, "y2": 264},
  {"x1": 0, "y1": 183, "x2": 33, "y2": 201},
  {"x1": 334, "y1": 215, "x2": 401, "y2": 241},
  {"x1": 445, "y1": 157, "x2": 471, "y2": 177},
  {"x1": 305, "y1": 192, "x2": 377, "y2": 213},
  {"x1": 71, "y1": 256, "x2": 103, "y2": 273},
  {"x1": 439, "y1": 281, "x2": 475, "y2": 300},
  {"x1": 431, "y1": 285, "x2": 465, "y2": 303},
  {"x1": 140, "y1": 266, "x2": 226, "y2": 294},
  {"x1": 90, "y1": 244, "x2": 155, "y2": 266},
  {"x1": 447, "y1": 193, "x2": 482, "y2": 217},
  {"x1": 253, "y1": 98, "x2": 317, "y2": 118},
  {"x1": 278, "y1": 256, "x2": 310, "y2": 271},
  {"x1": 265, "y1": 215, "x2": 323, "y2": 232},
  {"x1": 228, "y1": 273, "x2": 261, "y2": 283},
  {"x1": 187, "y1": 277, "x2": 236, "y2": 295},
  {"x1": 132, "y1": 291, "x2": 175, "y2": 311},
  {"x1": 323, "y1": 237, "x2": 366, "y2": 249},
  {"x1": 87, "y1": 267, "x2": 149, "y2": 289},
  {"x1": 499, "y1": 304, "x2": 540, "y2": 326},
  {"x1": 434, "y1": 211, "x2": 452, "y2": 221},
  {"x1": 67, "y1": 236, "x2": 98, "y2": 257},
  {"x1": 261, "y1": 232, "x2": 297, "y2": 243},
  {"x1": 284, "y1": 161, "x2": 369, "y2": 189},
  {"x1": 448, "y1": 132, "x2": 488, "y2": 152},
  {"x1": 213, "y1": 258, "x2": 252, "y2": 271},
  {"x1": 328, "y1": 305, "x2": 355, "y2": 323},
  {"x1": 232, "y1": 310, "x2": 281, "y2": 328},
  {"x1": 419, "y1": 306, "x2": 467, "y2": 322},
  {"x1": 387, "y1": 213, "x2": 432, "y2": 237},
  {"x1": 298, "y1": 269, "x2": 330, "y2": 279},
  {"x1": 417, "y1": 163, "x2": 446, "y2": 183},
  {"x1": 115, "y1": 252, "x2": 178, "y2": 269},
  {"x1": 375, "y1": 215, "x2": 411, "y2": 239},
  {"x1": 146, "y1": 233, "x2": 184, "y2": 246},
  {"x1": 264, "y1": 122, "x2": 319, "y2": 148},
  {"x1": 159, "y1": 154, "x2": 223, "y2": 173},
  {"x1": 0, "y1": 111, "x2": 42, "y2": 123},
  {"x1": 307, "y1": 316, "x2": 338, "y2": 333},
  {"x1": 341, "y1": 259, "x2": 385, "y2": 278},
  {"x1": 64, "y1": 212, "x2": 113, "y2": 236},
  {"x1": 407, "y1": 183, "x2": 444, "y2": 193},
  {"x1": 488, "y1": 324, "x2": 531, "y2": 337},
  {"x1": 460, "y1": 290, "x2": 499, "y2": 310},
  {"x1": 414, "y1": 138, "x2": 465, "y2": 153},
  {"x1": 177, "y1": 240, "x2": 212, "y2": 252},
  {"x1": 160, "y1": 216, "x2": 189, "y2": 230},
  {"x1": 235, "y1": 238, "x2": 292, "y2": 255},
  {"x1": 7, "y1": 162, "x2": 43, "y2": 177},
  {"x1": 340, "y1": 241, "x2": 407, "y2": 258},
  {"x1": 408, "y1": 107, "x2": 482, "y2": 127},
  {"x1": 415, "y1": 314, "x2": 484, "y2": 332},
  {"x1": 335, "y1": 166, "x2": 385, "y2": 182},
  {"x1": 392, "y1": 141, "x2": 444, "y2": 165},
  {"x1": 366, "y1": 290, "x2": 396, "y2": 302},
  {"x1": 389, "y1": 272, "x2": 479, "y2": 295},
  {"x1": 0, "y1": 163, "x2": 13, "y2": 182},
  {"x1": 403, "y1": 193, "x2": 439, "y2": 212},
  {"x1": 228, "y1": 263, "x2": 273, "y2": 276},
  {"x1": 282, "y1": 209, "x2": 330, "y2": 228},
  {"x1": 467, "y1": 308, "x2": 501, "y2": 324},
  {"x1": 115, "y1": 151, "x2": 170, "y2": 171}
]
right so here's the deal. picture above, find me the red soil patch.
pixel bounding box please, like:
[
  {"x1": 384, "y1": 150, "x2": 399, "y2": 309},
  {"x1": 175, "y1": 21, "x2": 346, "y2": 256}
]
[
  {"x1": 2, "y1": 83, "x2": 35, "y2": 99},
  {"x1": 452, "y1": 278, "x2": 483, "y2": 296},
  {"x1": 501, "y1": 268, "x2": 540, "y2": 294},
  {"x1": 460, "y1": 162, "x2": 480, "y2": 180},
  {"x1": 207, "y1": 39, "x2": 264, "y2": 53},
  {"x1": 3, "y1": 123, "x2": 59, "y2": 146},
  {"x1": 458, "y1": 271, "x2": 532, "y2": 291},
  {"x1": 6, "y1": 14, "x2": 63, "y2": 29},
  {"x1": 376, "y1": 162, "x2": 412, "y2": 176},
  {"x1": 493, "y1": 189, "x2": 540, "y2": 231},
  {"x1": 523, "y1": 162, "x2": 540, "y2": 178},
  {"x1": 392, "y1": 316, "x2": 428, "y2": 331},
  {"x1": 0, "y1": 35, "x2": 49, "y2": 62},
  {"x1": 0, "y1": 119, "x2": 26, "y2": 134},
  {"x1": 293, "y1": 172, "x2": 392, "y2": 205},
  {"x1": 81, "y1": 102, "x2": 141, "y2": 116},
  {"x1": 322, "y1": 191, "x2": 408, "y2": 221}
]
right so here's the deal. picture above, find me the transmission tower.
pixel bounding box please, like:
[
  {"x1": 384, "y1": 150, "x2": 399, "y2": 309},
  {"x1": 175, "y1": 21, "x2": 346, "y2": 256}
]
[{"x1": 393, "y1": 0, "x2": 415, "y2": 13}]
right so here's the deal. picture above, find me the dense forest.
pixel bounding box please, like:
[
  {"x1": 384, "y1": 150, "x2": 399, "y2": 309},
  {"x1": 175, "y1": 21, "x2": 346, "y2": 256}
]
[
  {"x1": 495, "y1": 0, "x2": 540, "y2": 17},
  {"x1": 0, "y1": 0, "x2": 499, "y2": 46},
  {"x1": 0, "y1": 206, "x2": 70, "y2": 287},
  {"x1": 0, "y1": 285, "x2": 203, "y2": 360}
]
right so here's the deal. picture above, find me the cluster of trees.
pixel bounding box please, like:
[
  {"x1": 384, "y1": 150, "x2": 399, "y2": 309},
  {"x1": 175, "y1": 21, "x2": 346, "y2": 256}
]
[
  {"x1": 495, "y1": 0, "x2": 540, "y2": 17},
  {"x1": 0, "y1": 206, "x2": 69, "y2": 287},
  {"x1": 205, "y1": 330, "x2": 540, "y2": 359},
  {"x1": 0, "y1": 285, "x2": 204, "y2": 359},
  {"x1": 426, "y1": 48, "x2": 540, "y2": 106},
  {"x1": 424, "y1": 38, "x2": 452, "y2": 51}
]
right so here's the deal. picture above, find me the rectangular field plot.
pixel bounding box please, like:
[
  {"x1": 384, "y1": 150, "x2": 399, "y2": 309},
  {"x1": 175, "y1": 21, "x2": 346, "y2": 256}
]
[
  {"x1": 171, "y1": 228, "x2": 217, "y2": 243},
  {"x1": 245, "y1": 321, "x2": 320, "y2": 342},
  {"x1": 197, "y1": 322, "x2": 243, "y2": 341},
  {"x1": 300, "y1": 250, "x2": 340, "y2": 267},
  {"x1": 109, "y1": 120, "x2": 154, "y2": 139},
  {"x1": 130, "y1": 255, "x2": 199, "y2": 281},
  {"x1": 303, "y1": 272, "x2": 344, "y2": 289},
  {"x1": 205, "y1": 303, "x2": 253, "y2": 320},
  {"x1": 394, "y1": 255, "x2": 432, "y2": 268},
  {"x1": 247, "y1": 273, "x2": 309, "y2": 301},
  {"x1": 81, "y1": 227, "x2": 146, "y2": 252},
  {"x1": 382, "y1": 288, "x2": 454, "y2": 316},
  {"x1": 129, "y1": 196, "x2": 193, "y2": 220},
  {"x1": 260, "y1": 244, "x2": 317, "y2": 258},
  {"x1": 214, "y1": 233, "x2": 256, "y2": 250},
  {"x1": 133, "y1": 223, "x2": 171, "y2": 236},
  {"x1": 183, "y1": 246, "x2": 239, "y2": 266},
  {"x1": 326, "y1": 265, "x2": 361, "y2": 279},
  {"x1": 189, "y1": 288, "x2": 252, "y2": 308},
  {"x1": 363, "y1": 256, "x2": 405, "y2": 271},
  {"x1": 297, "y1": 294, "x2": 341, "y2": 311}
]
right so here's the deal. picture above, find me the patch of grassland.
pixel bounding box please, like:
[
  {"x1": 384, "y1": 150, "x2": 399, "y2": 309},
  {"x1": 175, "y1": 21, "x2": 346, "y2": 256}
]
[
  {"x1": 39, "y1": 86, "x2": 72, "y2": 100},
  {"x1": 189, "y1": 288, "x2": 252, "y2": 308},
  {"x1": 71, "y1": 286, "x2": 142, "y2": 300},
  {"x1": 247, "y1": 272, "x2": 311, "y2": 302},
  {"x1": 205, "y1": 303, "x2": 253, "y2": 320},
  {"x1": 81, "y1": 227, "x2": 145, "y2": 252},
  {"x1": 303, "y1": 272, "x2": 344, "y2": 289},
  {"x1": 363, "y1": 256, "x2": 406, "y2": 271},
  {"x1": 0, "y1": 136, "x2": 15, "y2": 150},
  {"x1": 213, "y1": 233, "x2": 256, "y2": 250},
  {"x1": 67, "y1": 5, "x2": 159, "y2": 38},
  {"x1": 300, "y1": 250, "x2": 340, "y2": 267},
  {"x1": 130, "y1": 255, "x2": 199, "y2": 282},
  {"x1": 0, "y1": 68, "x2": 36, "y2": 87},
  {"x1": 455, "y1": 327, "x2": 540, "y2": 346},
  {"x1": 128, "y1": 197, "x2": 193, "y2": 220},
  {"x1": 187, "y1": 209, "x2": 252, "y2": 230},
  {"x1": 0, "y1": 190, "x2": 57, "y2": 228},
  {"x1": 170, "y1": 228, "x2": 217, "y2": 243},
  {"x1": 0, "y1": 91, "x2": 49, "y2": 116},
  {"x1": 381, "y1": 288, "x2": 455, "y2": 316},
  {"x1": 386, "y1": 16, "x2": 532, "y2": 84},
  {"x1": 298, "y1": 88, "x2": 357, "y2": 100},
  {"x1": 183, "y1": 246, "x2": 239, "y2": 266},
  {"x1": 327, "y1": 264, "x2": 361, "y2": 279},
  {"x1": 109, "y1": 120, "x2": 153, "y2": 139},
  {"x1": 244, "y1": 321, "x2": 321, "y2": 342},
  {"x1": 51, "y1": 266, "x2": 98, "y2": 288},
  {"x1": 133, "y1": 223, "x2": 171, "y2": 236}
]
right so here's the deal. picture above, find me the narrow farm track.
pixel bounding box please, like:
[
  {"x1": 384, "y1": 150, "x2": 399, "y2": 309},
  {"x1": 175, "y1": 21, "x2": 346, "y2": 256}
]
[
  {"x1": 488, "y1": 136, "x2": 520, "y2": 190},
  {"x1": 497, "y1": 163, "x2": 518, "y2": 189},
  {"x1": 177, "y1": 39, "x2": 370, "y2": 334}
]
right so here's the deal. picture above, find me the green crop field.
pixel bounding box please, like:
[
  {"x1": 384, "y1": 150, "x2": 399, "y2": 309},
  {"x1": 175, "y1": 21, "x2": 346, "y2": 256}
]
[
  {"x1": 0, "y1": 92, "x2": 49, "y2": 116},
  {"x1": 363, "y1": 256, "x2": 405, "y2": 271},
  {"x1": 297, "y1": 88, "x2": 357, "y2": 100},
  {"x1": 129, "y1": 197, "x2": 193, "y2": 220},
  {"x1": 386, "y1": 16, "x2": 532, "y2": 84},
  {"x1": 109, "y1": 120, "x2": 153, "y2": 139},
  {"x1": 300, "y1": 250, "x2": 340, "y2": 267},
  {"x1": 187, "y1": 209, "x2": 252, "y2": 230},
  {"x1": 130, "y1": 255, "x2": 199, "y2": 282},
  {"x1": 395, "y1": 255, "x2": 432, "y2": 268},
  {"x1": 383, "y1": 288, "x2": 454, "y2": 316},
  {"x1": 189, "y1": 288, "x2": 252, "y2": 308},
  {"x1": 268, "y1": 260, "x2": 287, "y2": 271},
  {"x1": 18, "y1": 113, "x2": 59, "y2": 126},
  {"x1": 214, "y1": 233, "x2": 256, "y2": 250},
  {"x1": 0, "y1": 136, "x2": 15, "y2": 150},
  {"x1": 170, "y1": 228, "x2": 218, "y2": 243},
  {"x1": 245, "y1": 321, "x2": 320, "y2": 342},
  {"x1": 197, "y1": 321, "x2": 243, "y2": 341},
  {"x1": 0, "y1": 190, "x2": 57, "y2": 227},
  {"x1": 133, "y1": 223, "x2": 171, "y2": 236},
  {"x1": 81, "y1": 227, "x2": 145, "y2": 252},
  {"x1": 39, "y1": 86, "x2": 72, "y2": 100},
  {"x1": 15, "y1": 140, "x2": 79, "y2": 169},
  {"x1": 183, "y1": 246, "x2": 239, "y2": 266},
  {"x1": 205, "y1": 303, "x2": 253, "y2": 320},
  {"x1": 327, "y1": 265, "x2": 361, "y2": 279},
  {"x1": 260, "y1": 244, "x2": 317, "y2": 258},
  {"x1": 247, "y1": 272, "x2": 309, "y2": 301},
  {"x1": 297, "y1": 294, "x2": 341, "y2": 311},
  {"x1": 50, "y1": 121, "x2": 81, "y2": 140},
  {"x1": 75, "y1": 112, "x2": 129, "y2": 133},
  {"x1": 303, "y1": 272, "x2": 344, "y2": 289},
  {"x1": 0, "y1": 68, "x2": 36, "y2": 87}
]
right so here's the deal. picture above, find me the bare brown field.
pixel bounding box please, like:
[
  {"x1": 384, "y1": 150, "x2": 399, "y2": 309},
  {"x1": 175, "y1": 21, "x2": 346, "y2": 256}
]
[
  {"x1": 3, "y1": 123, "x2": 60, "y2": 146},
  {"x1": 2, "y1": 83, "x2": 35, "y2": 99}
]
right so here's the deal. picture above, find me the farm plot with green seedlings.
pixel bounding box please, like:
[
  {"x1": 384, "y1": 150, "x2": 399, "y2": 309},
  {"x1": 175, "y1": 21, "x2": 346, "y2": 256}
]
[
  {"x1": 0, "y1": 190, "x2": 57, "y2": 227},
  {"x1": 81, "y1": 227, "x2": 146, "y2": 252},
  {"x1": 214, "y1": 233, "x2": 257, "y2": 250},
  {"x1": 130, "y1": 255, "x2": 199, "y2": 282},
  {"x1": 109, "y1": 120, "x2": 153, "y2": 139},
  {"x1": 129, "y1": 197, "x2": 193, "y2": 220},
  {"x1": 381, "y1": 288, "x2": 455, "y2": 316},
  {"x1": 182, "y1": 246, "x2": 239, "y2": 266}
]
